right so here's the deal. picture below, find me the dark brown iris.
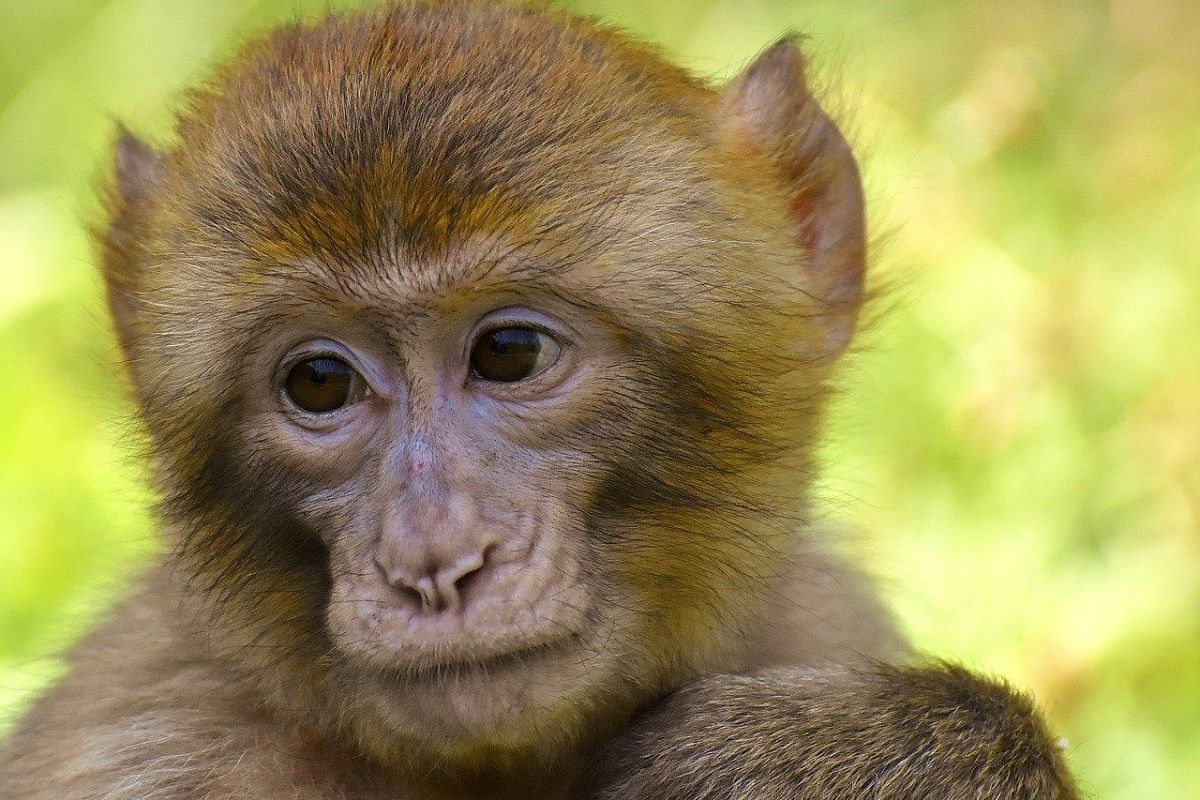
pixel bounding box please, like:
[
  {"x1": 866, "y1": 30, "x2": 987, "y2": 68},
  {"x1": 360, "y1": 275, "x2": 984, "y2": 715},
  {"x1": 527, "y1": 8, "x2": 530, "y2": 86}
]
[
  {"x1": 285, "y1": 357, "x2": 360, "y2": 413},
  {"x1": 470, "y1": 327, "x2": 559, "y2": 382}
]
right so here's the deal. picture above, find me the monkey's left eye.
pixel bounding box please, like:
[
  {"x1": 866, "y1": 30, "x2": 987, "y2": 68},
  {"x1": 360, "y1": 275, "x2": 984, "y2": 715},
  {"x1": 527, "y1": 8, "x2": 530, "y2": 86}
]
[
  {"x1": 284, "y1": 356, "x2": 366, "y2": 413},
  {"x1": 470, "y1": 327, "x2": 562, "y2": 383}
]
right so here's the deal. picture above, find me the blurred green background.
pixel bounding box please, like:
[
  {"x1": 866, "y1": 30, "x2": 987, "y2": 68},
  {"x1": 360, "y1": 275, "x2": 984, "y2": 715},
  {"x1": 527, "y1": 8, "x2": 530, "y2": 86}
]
[{"x1": 0, "y1": 0, "x2": 1196, "y2": 796}]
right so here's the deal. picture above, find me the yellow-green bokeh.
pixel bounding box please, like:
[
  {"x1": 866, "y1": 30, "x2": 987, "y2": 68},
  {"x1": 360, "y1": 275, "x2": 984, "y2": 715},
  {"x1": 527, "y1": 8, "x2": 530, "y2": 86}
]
[{"x1": 0, "y1": 1, "x2": 1196, "y2": 797}]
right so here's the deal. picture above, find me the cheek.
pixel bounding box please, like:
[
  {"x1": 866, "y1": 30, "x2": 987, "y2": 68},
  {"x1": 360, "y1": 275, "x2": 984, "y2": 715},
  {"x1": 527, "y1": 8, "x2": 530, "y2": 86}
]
[
  {"x1": 290, "y1": 484, "x2": 381, "y2": 558},
  {"x1": 463, "y1": 364, "x2": 631, "y2": 452},
  {"x1": 476, "y1": 448, "x2": 611, "y2": 524},
  {"x1": 251, "y1": 408, "x2": 381, "y2": 482},
  {"x1": 238, "y1": 413, "x2": 384, "y2": 555}
]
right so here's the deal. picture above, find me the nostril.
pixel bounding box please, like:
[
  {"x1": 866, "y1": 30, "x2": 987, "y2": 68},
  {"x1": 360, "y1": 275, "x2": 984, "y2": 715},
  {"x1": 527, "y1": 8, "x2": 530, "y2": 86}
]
[
  {"x1": 452, "y1": 560, "x2": 484, "y2": 596},
  {"x1": 394, "y1": 584, "x2": 425, "y2": 610},
  {"x1": 436, "y1": 546, "x2": 492, "y2": 612}
]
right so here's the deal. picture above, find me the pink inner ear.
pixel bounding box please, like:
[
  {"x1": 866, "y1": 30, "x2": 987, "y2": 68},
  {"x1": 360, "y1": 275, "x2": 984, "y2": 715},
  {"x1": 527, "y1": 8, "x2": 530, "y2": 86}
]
[{"x1": 718, "y1": 39, "x2": 867, "y2": 359}]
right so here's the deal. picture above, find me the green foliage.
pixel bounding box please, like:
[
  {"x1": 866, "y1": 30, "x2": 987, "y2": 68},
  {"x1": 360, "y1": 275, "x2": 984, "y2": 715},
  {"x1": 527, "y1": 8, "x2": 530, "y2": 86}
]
[{"x1": 1, "y1": 1, "x2": 1196, "y2": 796}]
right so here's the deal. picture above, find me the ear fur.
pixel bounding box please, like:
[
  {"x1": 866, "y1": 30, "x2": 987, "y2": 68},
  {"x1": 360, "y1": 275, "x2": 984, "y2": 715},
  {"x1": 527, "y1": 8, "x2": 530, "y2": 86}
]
[
  {"x1": 720, "y1": 38, "x2": 866, "y2": 358},
  {"x1": 100, "y1": 126, "x2": 165, "y2": 360}
]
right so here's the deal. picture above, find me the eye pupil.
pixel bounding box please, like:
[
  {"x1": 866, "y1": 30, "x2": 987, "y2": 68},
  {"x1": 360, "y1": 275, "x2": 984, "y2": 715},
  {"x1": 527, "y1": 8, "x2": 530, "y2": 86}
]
[
  {"x1": 471, "y1": 327, "x2": 559, "y2": 382},
  {"x1": 285, "y1": 357, "x2": 358, "y2": 413}
]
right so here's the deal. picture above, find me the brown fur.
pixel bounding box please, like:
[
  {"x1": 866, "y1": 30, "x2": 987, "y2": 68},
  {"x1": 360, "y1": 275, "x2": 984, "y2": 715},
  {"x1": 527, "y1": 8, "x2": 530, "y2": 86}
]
[
  {"x1": 580, "y1": 664, "x2": 1077, "y2": 800},
  {"x1": 0, "y1": 3, "x2": 1076, "y2": 799}
]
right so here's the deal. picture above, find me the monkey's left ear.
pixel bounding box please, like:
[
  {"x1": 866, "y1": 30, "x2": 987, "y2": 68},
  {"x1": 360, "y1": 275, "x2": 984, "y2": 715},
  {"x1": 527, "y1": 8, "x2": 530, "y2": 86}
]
[
  {"x1": 101, "y1": 126, "x2": 166, "y2": 361},
  {"x1": 719, "y1": 38, "x2": 865, "y2": 359}
]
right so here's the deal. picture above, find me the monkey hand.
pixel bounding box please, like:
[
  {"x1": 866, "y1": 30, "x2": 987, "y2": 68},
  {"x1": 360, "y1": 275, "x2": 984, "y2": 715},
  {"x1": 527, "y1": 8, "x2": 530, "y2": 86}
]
[{"x1": 577, "y1": 663, "x2": 1078, "y2": 800}]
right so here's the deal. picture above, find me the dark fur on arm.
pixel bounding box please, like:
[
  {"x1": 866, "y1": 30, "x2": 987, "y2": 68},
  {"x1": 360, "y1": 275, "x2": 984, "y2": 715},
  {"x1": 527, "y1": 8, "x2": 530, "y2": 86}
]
[{"x1": 578, "y1": 663, "x2": 1078, "y2": 800}]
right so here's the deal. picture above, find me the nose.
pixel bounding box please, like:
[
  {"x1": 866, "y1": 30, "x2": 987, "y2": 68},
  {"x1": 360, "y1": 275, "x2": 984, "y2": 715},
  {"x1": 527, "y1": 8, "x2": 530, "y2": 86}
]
[
  {"x1": 378, "y1": 549, "x2": 489, "y2": 613},
  {"x1": 374, "y1": 494, "x2": 495, "y2": 613}
]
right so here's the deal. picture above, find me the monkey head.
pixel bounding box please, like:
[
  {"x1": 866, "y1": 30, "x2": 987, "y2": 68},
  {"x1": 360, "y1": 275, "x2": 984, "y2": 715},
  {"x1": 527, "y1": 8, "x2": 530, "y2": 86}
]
[{"x1": 98, "y1": 4, "x2": 865, "y2": 770}]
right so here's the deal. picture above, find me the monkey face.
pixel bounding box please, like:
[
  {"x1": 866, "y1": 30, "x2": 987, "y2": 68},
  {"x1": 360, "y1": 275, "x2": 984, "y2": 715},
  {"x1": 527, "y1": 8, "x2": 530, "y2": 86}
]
[
  {"x1": 143, "y1": 221, "x2": 814, "y2": 749},
  {"x1": 137, "y1": 222, "x2": 817, "y2": 750},
  {"x1": 239, "y1": 272, "x2": 628, "y2": 740},
  {"x1": 101, "y1": 4, "x2": 861, "y2": 759}
]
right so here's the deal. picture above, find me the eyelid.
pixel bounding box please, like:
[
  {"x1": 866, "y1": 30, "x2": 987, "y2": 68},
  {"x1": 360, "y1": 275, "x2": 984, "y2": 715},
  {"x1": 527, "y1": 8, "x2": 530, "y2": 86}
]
[
  {"x1": 466, "y1": 309, "x2": 574, "y2": 359},
  {"x1": 276, "y1": 339, "x2": 377, "y2": 388},
  {"x1": 476, "y1": 318, "x2": 561, "y2": 340}
]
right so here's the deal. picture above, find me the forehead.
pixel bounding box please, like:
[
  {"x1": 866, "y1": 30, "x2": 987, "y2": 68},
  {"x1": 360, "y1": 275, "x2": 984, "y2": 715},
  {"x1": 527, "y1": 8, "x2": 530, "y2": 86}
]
[{"x1": 163, "y1": 4, "x2": 722, "y2": 285}]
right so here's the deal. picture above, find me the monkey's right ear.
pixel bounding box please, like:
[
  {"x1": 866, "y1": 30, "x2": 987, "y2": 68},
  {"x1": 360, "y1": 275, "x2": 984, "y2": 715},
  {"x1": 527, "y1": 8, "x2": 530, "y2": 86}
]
[
  {"x1": 719, "y1": 39, "x2": 866, "y2": 359},
  {"x1": 101, "y1": 127, "x2": 165, "y2": 360}
]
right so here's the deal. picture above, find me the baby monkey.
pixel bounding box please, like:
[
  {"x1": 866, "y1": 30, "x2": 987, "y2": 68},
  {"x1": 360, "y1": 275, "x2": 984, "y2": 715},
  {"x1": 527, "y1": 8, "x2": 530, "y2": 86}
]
[{"x1": 0, "y1": 2, "x2": 1077, "y2": 799}]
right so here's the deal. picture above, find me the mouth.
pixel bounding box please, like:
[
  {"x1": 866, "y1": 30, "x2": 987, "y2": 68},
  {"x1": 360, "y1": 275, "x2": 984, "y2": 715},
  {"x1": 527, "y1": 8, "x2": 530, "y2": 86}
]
[
  {"x1": 375, "y1": 632, "x2": 583, "y2": 683},
  {"x1": 326, "y1": 566, "x2": 595, "y2": 680},
  {"x1": 352, "y1": 629, "x2": 611, "y2": 746}
]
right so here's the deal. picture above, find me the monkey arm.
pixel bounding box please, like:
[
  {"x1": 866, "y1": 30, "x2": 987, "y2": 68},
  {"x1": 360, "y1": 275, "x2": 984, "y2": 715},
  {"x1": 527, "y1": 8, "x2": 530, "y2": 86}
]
[{"x1": 577, "y1": 663, "x2": 1078, "y2": 800}]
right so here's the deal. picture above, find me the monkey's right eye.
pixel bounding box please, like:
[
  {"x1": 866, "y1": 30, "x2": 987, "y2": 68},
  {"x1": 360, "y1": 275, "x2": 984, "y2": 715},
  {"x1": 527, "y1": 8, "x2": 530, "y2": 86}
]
[{"x1": 284, "y1": 357, "x2": 365, "y2": 414}]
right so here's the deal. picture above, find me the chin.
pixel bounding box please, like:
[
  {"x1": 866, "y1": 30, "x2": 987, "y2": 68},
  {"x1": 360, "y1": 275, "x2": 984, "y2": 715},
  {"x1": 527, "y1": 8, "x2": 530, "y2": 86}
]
[{"x1": 339, "y1": 622, "x2": 637, "y2": 757}]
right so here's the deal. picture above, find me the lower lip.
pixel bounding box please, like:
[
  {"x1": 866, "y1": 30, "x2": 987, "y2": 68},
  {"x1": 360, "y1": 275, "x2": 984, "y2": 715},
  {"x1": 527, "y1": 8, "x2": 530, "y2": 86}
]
[{"x1": 382, "y1": 637, "x2": 575, "y2": 681}]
